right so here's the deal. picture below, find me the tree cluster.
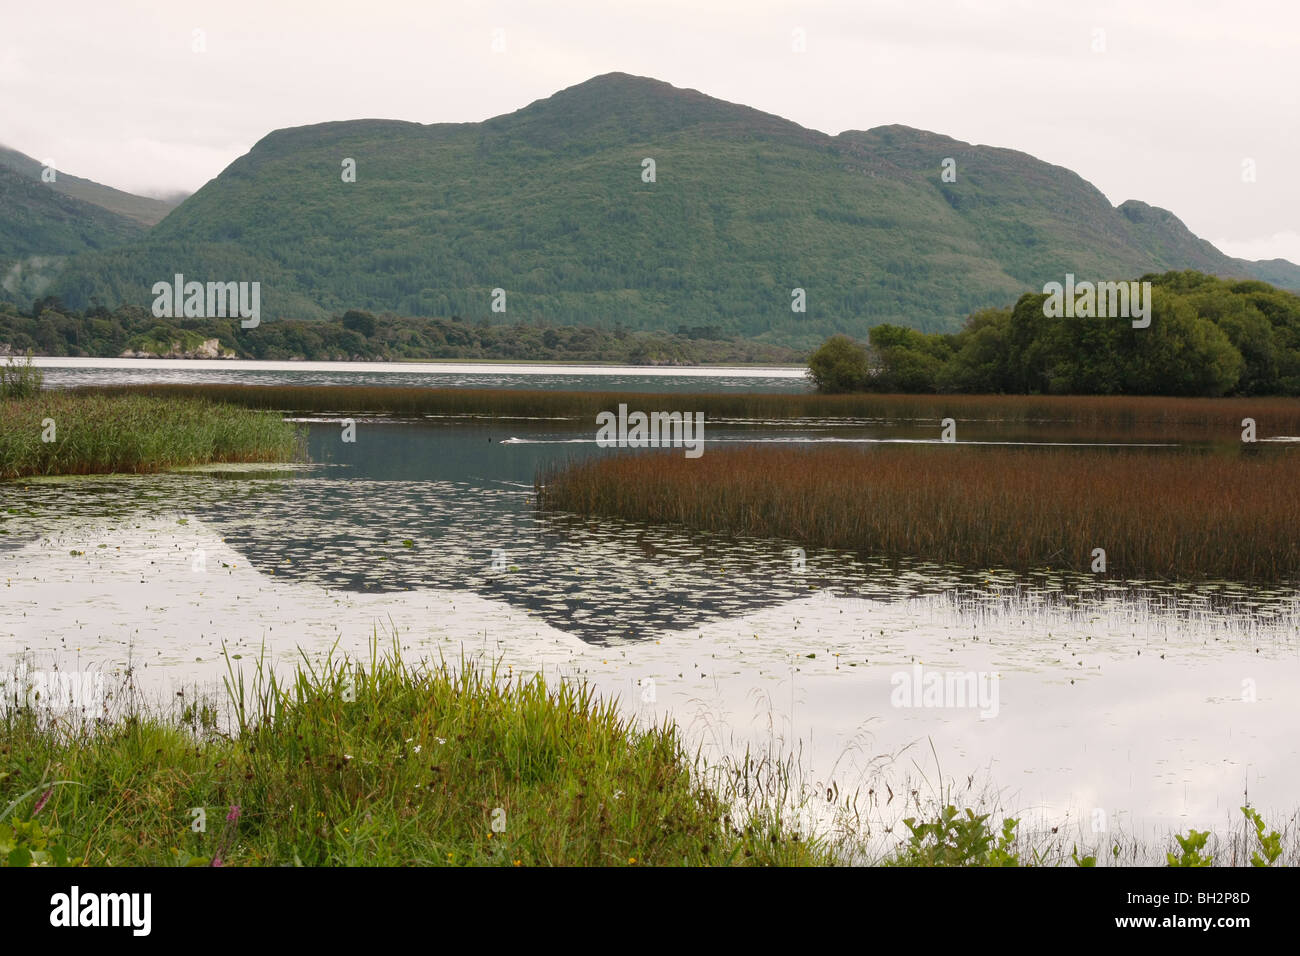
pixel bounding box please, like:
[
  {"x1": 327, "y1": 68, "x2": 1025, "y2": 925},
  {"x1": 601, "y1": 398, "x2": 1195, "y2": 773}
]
[{"x1": 808, "y1": 272, "x2": 1300, "y2": 396}]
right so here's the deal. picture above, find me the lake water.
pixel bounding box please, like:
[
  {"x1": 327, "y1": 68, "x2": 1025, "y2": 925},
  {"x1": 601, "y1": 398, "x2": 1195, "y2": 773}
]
[
  {"x1": 30, "y1": 356, "x2": 812, "y2": 393},
  {"x1": 4, "y1": 360, "x2": 1298, "y2": 861}
]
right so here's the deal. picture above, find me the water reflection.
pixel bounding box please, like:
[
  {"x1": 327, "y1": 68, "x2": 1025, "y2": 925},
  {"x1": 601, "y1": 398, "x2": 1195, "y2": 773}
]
[{"x1": 2, "y1": 421, "x2": 1296, "y2": 646}]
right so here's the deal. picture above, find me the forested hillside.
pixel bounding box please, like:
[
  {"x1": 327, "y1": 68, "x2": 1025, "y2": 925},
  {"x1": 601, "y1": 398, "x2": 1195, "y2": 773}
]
[{"x1": 41, "y1": 74, "x2": 1300, "y2": 349}]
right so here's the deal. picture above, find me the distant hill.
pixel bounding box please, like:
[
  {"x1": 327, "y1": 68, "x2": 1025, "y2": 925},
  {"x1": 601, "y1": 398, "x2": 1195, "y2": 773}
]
[
  {"x1": 0, "y1": 146, "x2": 181, "y2": 227},
  {"x1": 0, "y1": 164, "x2": 145, "y2": 302},
  {"x1": 0, "y1": 145, "x2": 186, "y2": 303},
  {"x1": 33, "y1": 74, "x2": 1300, "y2": 347},
  {"x1": 1242, "y1": 257, "x2": 1300, "y2": 290}
]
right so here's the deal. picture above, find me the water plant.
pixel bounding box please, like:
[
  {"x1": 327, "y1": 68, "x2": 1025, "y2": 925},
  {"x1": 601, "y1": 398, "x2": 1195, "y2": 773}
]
[
  {"x1": 1167, "y1": 829, "x2": 1214, "y2": 867},
  {"x1": 887, "y1": 806, "x2": 1022, "y2": 867},
  {"x1": 0, "y1": 391, "x2": 303, "y2": 479},
  {"x1": 78, "y1": 384, "x2": 1300, "y2": 443},
  {"x1": 538, "y1": 443, "x2": 1300, "y2": 581},
  {"x1": 0, "y1": 351, "x2": 43, "y2": 399},
  {"x1": 0, "y1": 641, "x2": 828, "y2": 866},
  {"x1": 1242, "y1": 806, "x2": 1284, "y2": 867}
]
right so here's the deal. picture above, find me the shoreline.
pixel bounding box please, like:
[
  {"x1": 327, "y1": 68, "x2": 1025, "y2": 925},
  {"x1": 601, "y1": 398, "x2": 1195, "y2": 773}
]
[{"x1": 27, "y1": 356, "x2": 811, "y2": 376}]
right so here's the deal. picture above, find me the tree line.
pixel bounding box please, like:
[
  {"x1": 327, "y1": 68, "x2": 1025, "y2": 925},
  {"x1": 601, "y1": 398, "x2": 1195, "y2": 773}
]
[
  {"x1": 808, "y1": 271, "x2": 1300, "y2": 396},
  {"x1": 0, "y1": 299, "x2": 800, "y2": 366}
]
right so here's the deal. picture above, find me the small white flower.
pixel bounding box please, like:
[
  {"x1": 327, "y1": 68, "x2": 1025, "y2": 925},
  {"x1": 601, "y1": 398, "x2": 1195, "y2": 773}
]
[
  {"x1": 413, "y1": 745, "x2": 422, "y2": 754},
  {"x1": 436, "y1": 737, "x2": 446, "y2": 745}
]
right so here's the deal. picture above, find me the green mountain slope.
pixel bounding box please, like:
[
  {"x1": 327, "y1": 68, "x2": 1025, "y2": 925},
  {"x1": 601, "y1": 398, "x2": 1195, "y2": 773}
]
[
  {"x1": 1242, "y1": 257, "x2": 1300, "y2": 289},
  {"x1": 0, "y1": 145, "x2": 180, "y2": 226},
  {"x1": 0, "y1": 163, "x2": 151, "y2": 302},
  {"x1": 45, "y1": 73, "x2": 1300, "y2": 347}
]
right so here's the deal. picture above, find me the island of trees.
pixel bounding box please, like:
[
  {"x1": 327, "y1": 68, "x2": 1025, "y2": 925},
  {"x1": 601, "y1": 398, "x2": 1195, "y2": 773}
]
[{"x1": 809, "y1": 271, "x2": 1300, "y2": 396}]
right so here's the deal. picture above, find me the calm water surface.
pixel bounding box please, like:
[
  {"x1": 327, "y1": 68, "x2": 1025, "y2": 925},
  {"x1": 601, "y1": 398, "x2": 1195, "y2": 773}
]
[{"x1": 32, "y1": 357, "x2": 811, "y2": 393}]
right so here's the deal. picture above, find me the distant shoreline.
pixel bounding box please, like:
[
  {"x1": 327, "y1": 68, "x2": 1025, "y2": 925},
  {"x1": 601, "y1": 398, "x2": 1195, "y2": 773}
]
[{"x1": 27, "y1": 356, "x2": 810, "y2": 376}]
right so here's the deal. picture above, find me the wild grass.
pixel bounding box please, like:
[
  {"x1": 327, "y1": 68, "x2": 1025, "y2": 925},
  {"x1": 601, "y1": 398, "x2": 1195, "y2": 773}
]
[
  {"x1": 537, "y1": 444, "x2": 1300, "y2": 582},
  {"x1": 0, "y1": 352, "x2": 43, "y2": 399},
  {"x1": 0, "y1": 643, "x2": 828, "y2": 866},
  {"x1": 76, "y1": 385, "x2": 1300, "y2": 441},
  {"x1": 2, "y1": 643, "x2": 1292, "y2": 867},
  {"x1": 0, "y1": 392, "x2": 303, "y2": 479}
]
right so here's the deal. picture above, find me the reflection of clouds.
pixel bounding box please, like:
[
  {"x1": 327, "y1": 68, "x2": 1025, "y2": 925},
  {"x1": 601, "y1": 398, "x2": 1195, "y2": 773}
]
[{"x1": 0, "y1": 45, "x2": 25, "y2": 81}]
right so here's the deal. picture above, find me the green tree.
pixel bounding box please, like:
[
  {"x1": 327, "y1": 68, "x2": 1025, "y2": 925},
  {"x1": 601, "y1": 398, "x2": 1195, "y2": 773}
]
[
  {"x1": 807, "y1": 334, "x2": 871, "y2": 393},
  {"x1": 342, "y1": 309, "x2": 378, "y2": 338},
  {"x1": 938, "y1": 308, "x2": 1012, "y2": 392},
  {"x1": 1129, "y1": 293, "x2": 1243, "y2": 395}
]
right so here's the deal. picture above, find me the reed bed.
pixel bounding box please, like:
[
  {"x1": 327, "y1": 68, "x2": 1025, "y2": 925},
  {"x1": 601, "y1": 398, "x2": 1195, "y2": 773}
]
[
  {"x1": 538, "y1": 444, "x2": 1300, "y2": 582},
  {"x1": 78, "y1": 385, "x2": 1300, "y2": 441},
  {"x1": 0, "y1": 392, "x2": 302, "y2": 479}
]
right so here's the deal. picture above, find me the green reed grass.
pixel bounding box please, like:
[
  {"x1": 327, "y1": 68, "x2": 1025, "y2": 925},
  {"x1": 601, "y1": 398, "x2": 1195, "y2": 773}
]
[
  {"x1": 0, "y1": 643, "x2": 828, "y2": 866},
  {"x1": 538, "y1": 444, "x2": 1300, "y2": 582},
  {"x1": 0, "y1": 392, "x2": 303, "y2": 479},
  {"x1": 77, "y1": 385, "x2": 1300, "y2": 441}
]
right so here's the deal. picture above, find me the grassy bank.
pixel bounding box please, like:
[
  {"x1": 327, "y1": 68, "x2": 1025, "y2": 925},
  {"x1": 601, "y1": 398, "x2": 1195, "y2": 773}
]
[
  {"x1": 77, "y1": 385, "x2": 1300, "y2": 440},
  {"x1": 537, "y1": 444, "x2": 1300, "y2": 582},
  {"x1": 2, "y1": 646, "x2": 1291, "y2": 867},
  {"x1": 0, "y1": 648, "x2": 826, "y2": 866},
  {"x1": 0, "y1": 392, "x2": 302, "y2": 479}
]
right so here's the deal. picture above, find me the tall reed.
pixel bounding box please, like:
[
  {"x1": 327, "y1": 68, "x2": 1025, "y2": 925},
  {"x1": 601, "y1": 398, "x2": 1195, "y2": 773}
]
[
  {"x1": 78, "y1": 385, "x2": 1300, "y2": 440},
  {"x1": 538, "y1": 444, "x2": 1300, "y2": 582},
  {"x1": 0, "y1": 392, "x2": 302, "y2": 479}
]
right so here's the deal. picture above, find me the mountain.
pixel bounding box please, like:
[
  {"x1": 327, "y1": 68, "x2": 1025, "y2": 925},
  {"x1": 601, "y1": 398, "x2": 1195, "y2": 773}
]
[
  {"x1": 38, "y1": 74, "x2": 1300, "y2": 347},
  {"x1": 0, "y1": 146, "x2": 180, "y2": 227},
  {"x1": 0, "y1": 145, "x2": 187, "y2": 303},
  {"x1": 1243, "y1": 257, "x2": 1300, "y2": 290},
  {"x1": 0, "y1": 164, "x2": 143, "y2": 302}
]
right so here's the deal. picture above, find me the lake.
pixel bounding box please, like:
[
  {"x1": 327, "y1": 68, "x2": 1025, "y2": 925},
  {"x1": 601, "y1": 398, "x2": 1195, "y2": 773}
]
[
  {"x1": 3, "y1": 359, "x2": 1298, "y2": 860},
  {"x1": 29, "y1": 356, "x2": 812, "y2": 393}
]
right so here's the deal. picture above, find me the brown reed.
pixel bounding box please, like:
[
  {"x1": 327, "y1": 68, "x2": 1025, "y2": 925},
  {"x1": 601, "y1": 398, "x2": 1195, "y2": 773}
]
[
  {"x1": 74, "y1": 385, "x2": 1300, "y2": 441},
  {"x1": 537, "y1": 443, "x2": 1300, "y2": 582}
]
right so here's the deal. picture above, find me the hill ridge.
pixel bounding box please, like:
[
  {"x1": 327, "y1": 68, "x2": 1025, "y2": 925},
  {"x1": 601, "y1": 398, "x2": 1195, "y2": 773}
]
[{"x1": 9, "y1": 73, "x2": 1296, "y2": 348}]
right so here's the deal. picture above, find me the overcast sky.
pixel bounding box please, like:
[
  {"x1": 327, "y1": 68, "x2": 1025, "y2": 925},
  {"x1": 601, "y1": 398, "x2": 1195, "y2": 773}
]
[{"x1": 4, "y1": 0, "x2": 1297, "y2": 261}]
